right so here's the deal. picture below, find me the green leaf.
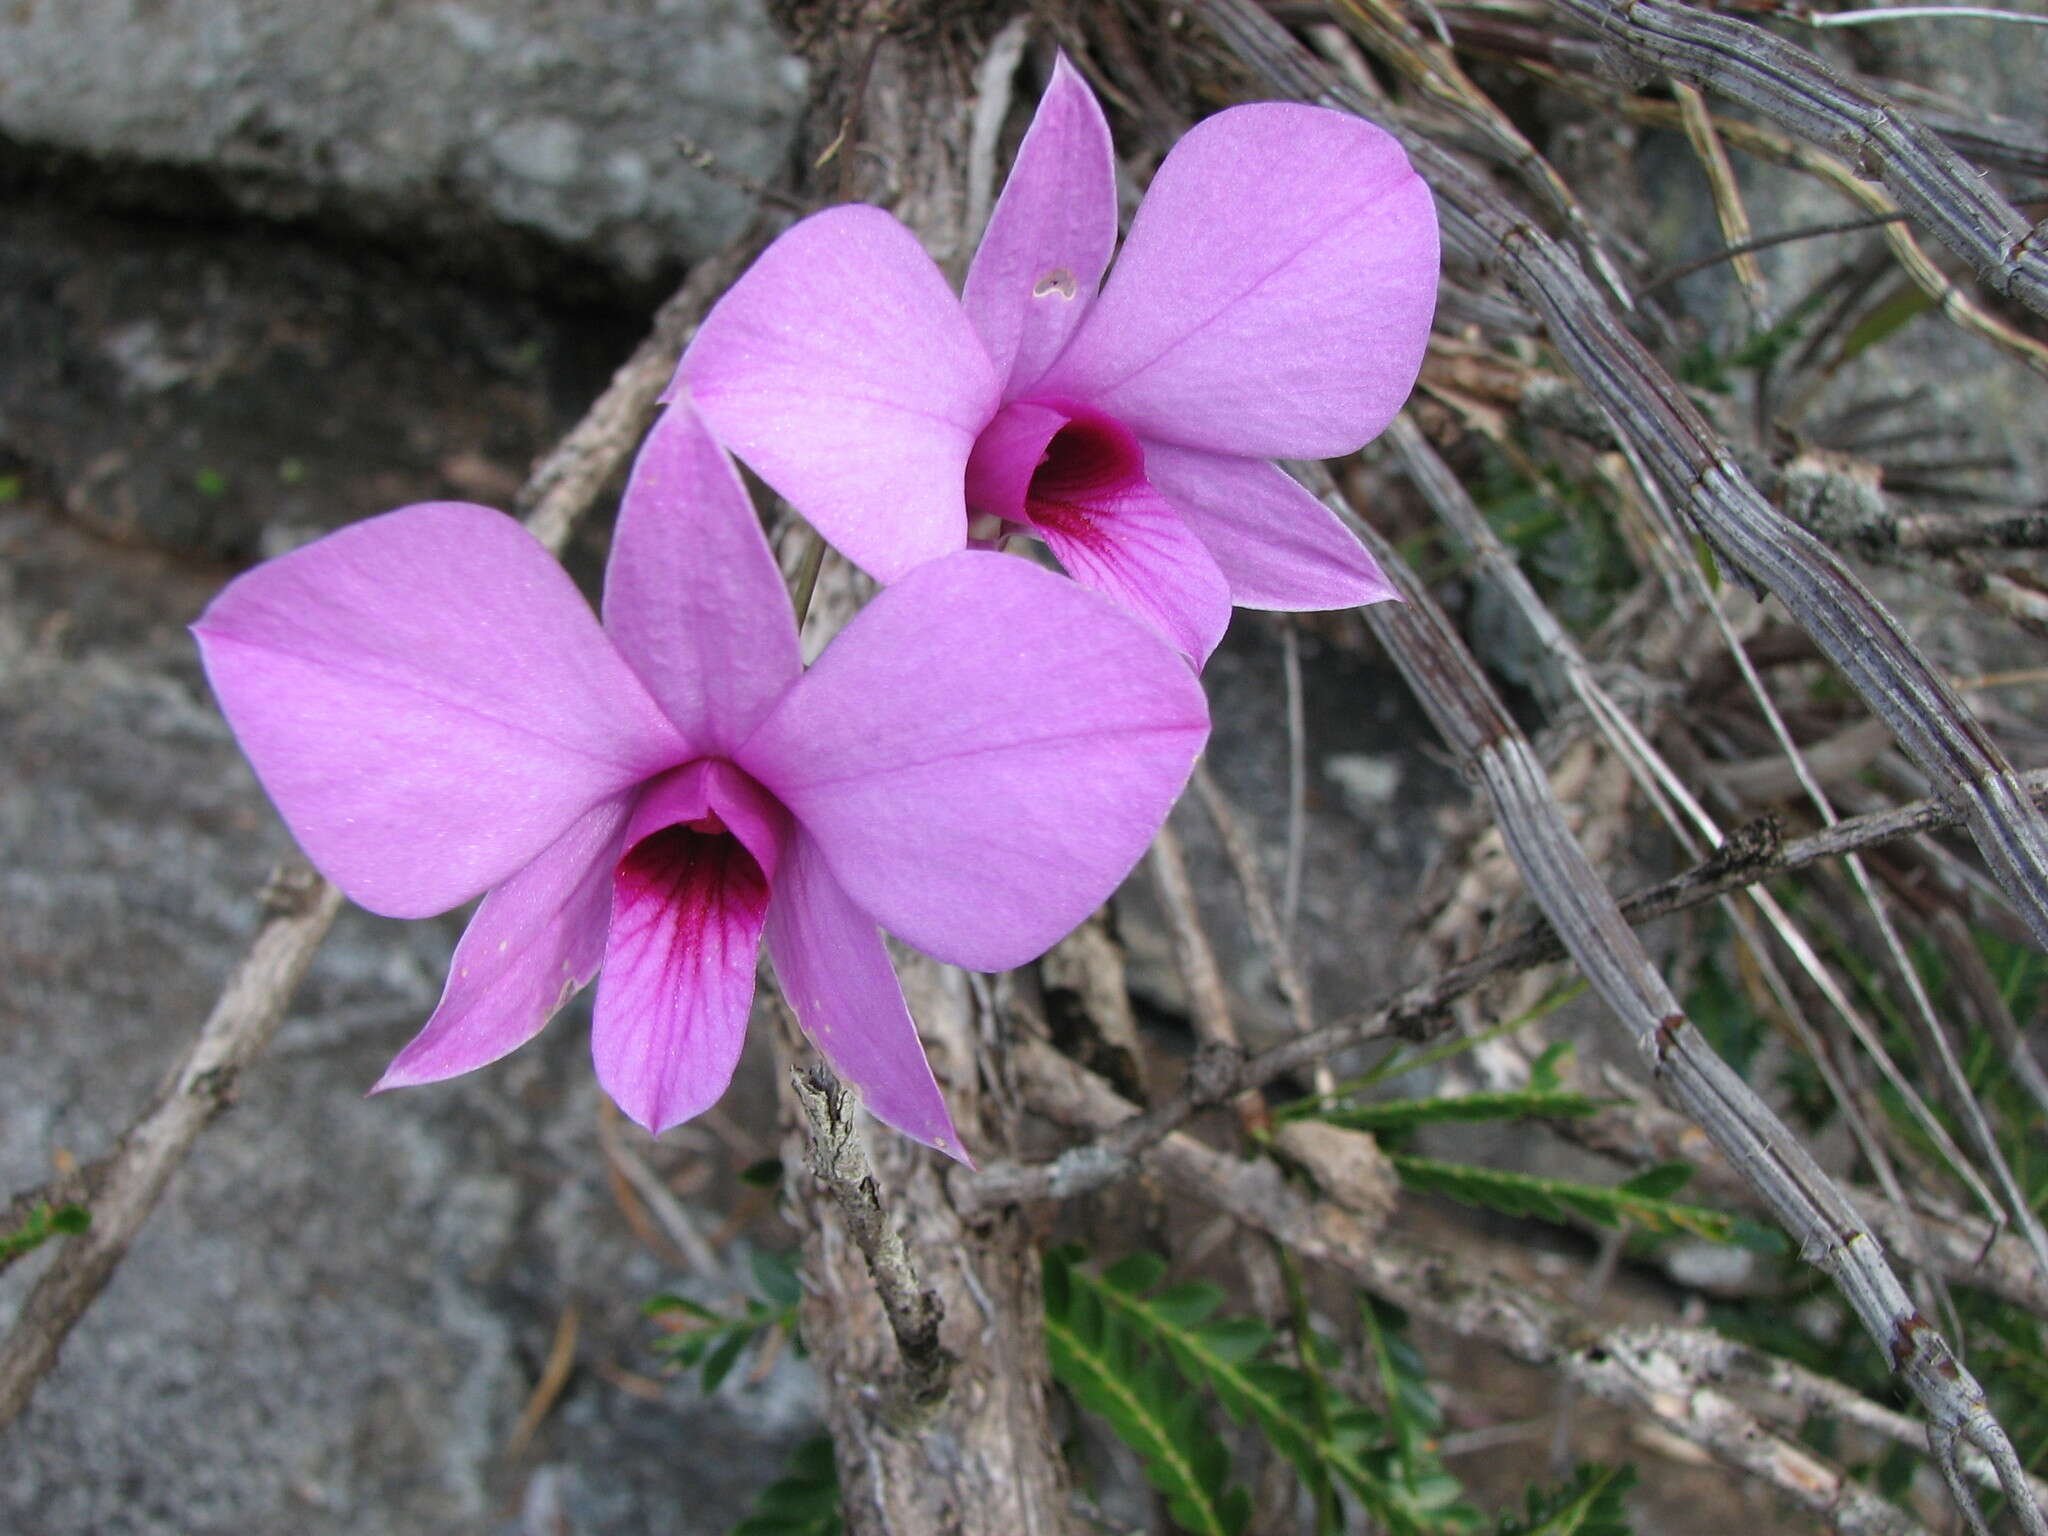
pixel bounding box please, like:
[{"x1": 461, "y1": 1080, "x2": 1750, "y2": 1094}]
[
  {"x1": 647, "y1": 1278, "x2": 799, "y2": 1394},
  {"x1": 1839, "y1": 286, "x2": 1933, "y2": 363},
  {"x1": 1295, "y1": 981, "x2": 1589, "y2": 1110},
  {"x1": 1389, "y1": 1155, "x2": 1743, "y2": 1242},
  {"x1": 1044, "y1": 1250, "x2": 1250, "y2": 1536},
  {"x1": 1309, "y1": 1090, "x2": 1604, "y2": 1136},
  {"x1": 1616, "y1": 1162, "x2": 1694, "y2": 1200},
  {"x1": 739, "y1": 1157, "x2": 785, "y2": 1190},
  {"x1": 701, "y1": 1329, "x2": 752, "y2": 1393},
  {"x1": 0, "y1": 1202, "x2": 92, "y2": 1262},
  {"x1": 752, "y1": 1248, "x2": 803, "y2": 1309},
  {"x1": 1102, "y1": 1250, "x2": 1169, "y2": 1295},
  {"x1": 1051, "y1": 1250, "x2": 1479, "y2": 1535},
  {"x1": 1528, "y1": 1042, "x2": 1574, "y2": 1092},
  {"x1": 730, "y1": 1434, "x2": 841, "y2": 1536}
]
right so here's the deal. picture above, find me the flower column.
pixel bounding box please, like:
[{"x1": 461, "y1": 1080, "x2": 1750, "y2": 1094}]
[{"x1": 759, "y1": 10, "x2": 1073, "y2": 1534}]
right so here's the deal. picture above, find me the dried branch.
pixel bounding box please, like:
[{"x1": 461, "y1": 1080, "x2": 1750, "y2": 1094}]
[
  {"x1": 1672, "y1": 78, "x2": 1769, "y2": 314},
  {"x1": 1189, "y1": 765, "x2": 1318, "y2": 1042},
  {"x1": 1561, "y1": 1067, "x2": 2048, "y2": 1320},
  {"x1": 1643, "y1": 210, "x2": 1910, "y2": 293},
  {"x1": 1545, "y1": 0, "x2": 2048, "y2": 318},
  {"x1": 1394, "y1": 404, "x2": 2047, "y2": 1270},
  {"x1": 0, "y1": 866, "x2": 344, "y2": 1429},
  {"x1": 966, "y1": 766, "x2": 2048, "y2": 1213},
  {"x1": 790, "y1": 1066, "x2": 951, "y2": 1411},
  {"x1": 1328, "y1": 0, "x2": 1636, "y2": 308},
  {"x1": 0, "y1": 237, "x2": 758, "y2": 1433},
  {"x1": 1198, "y1": 0, "x2": 2048, "y2": 971},
  {"x1": 1327, "y1": 462, "x2": 2038, "y2": 1528},
  {"x1": 1586, "y1": 86, "x2": 2048, "y2": 380}
]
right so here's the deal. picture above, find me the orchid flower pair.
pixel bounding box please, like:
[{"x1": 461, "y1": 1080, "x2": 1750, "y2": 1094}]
[
  {"x1": 195, "y1": 59, "x2": 1437, "y2": 1159},
  {"x1": 680, "y1": 55, "x2": 1438, "y2": 665}
]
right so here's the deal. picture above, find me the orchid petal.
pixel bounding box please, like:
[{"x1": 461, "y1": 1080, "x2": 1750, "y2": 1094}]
[
  {"x1": 1035, "y1": 104, "x2": 1439, "y2": 459},
  {"x1": 679, "y1": 205, "x2": 1001, "y2": 581},
  {"x1": 963, "y1": 400, "x2": 1066, "y2": 523},
  {"x1": 624, "y1": 757, "x2": 790, "y2": 888},
  {"x1": 604, "y1": 406, "x2": 801, "y2": 755},
  {"x1": 963, "y1": 52, "x2": 1118, "y2": 397},
  {"x1": 592, "y1": 813, "x2": 772, "y2": 1137},
  {"x1": 1144, "y1": 442, "x2": 1398, "y2": 610},
  {"x1": 738, "y1": 552, "x2": 1209, "y2": 972},
  {"x1": 765, "y1": 830, "x2": 963, "y2": 1161},
  {"x1": 374, "y1": 795, "x2": 632, "y2": 1091},
  {"x1": 193, "y1": 503, "x2": 685, "y2": 918},
  {"x1": 1032, "y1": 477, "x2": 1234, "y2": 665}
]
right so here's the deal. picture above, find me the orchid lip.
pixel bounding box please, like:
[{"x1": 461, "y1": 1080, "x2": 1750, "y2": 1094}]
[
  {"x1": 624, "y1": 756, "x2": 789, "y2": 889},
  {"x1": 963, "y1": 398, "x2": 1147, "y2": 534}
]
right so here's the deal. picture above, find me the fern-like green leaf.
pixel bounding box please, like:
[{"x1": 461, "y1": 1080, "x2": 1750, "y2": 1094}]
[
  {"x1": 1044, "y1": 1250, "x2": 1250, "y2": 1536},
  {"x1": 1308, "y1": 1090, "x2": 1604, "y2": 1135},
  {"x1": 1058, "y1": 1250, "x2": 1478, "y2": 1535},
  {"x1": 1389, "y1": 1155, "x2": 1742, "y2": 1242}
]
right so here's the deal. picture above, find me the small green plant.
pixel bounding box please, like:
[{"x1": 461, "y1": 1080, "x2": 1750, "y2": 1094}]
[
  {"x1": 1496, "y1": 1463, "x2": 1637, "y2": 1536},
  {"x1": 1388, "y1": 1155, "x2": 1778, "y2": 1248},
  {"x1": 1046, "y1": 1248, "x2": 1482, "y2": 1535},
  {"x1": 1045, "y1": 1249, "x2": 1641, "y2": 1534},
  {"x1": 0, "y1": 1201, "x2": 90, "y2": 1262},
  {"x1": 1044, "y1": 1248, "x2": 1252, "y2": 1535},
  {"x1": 1300, "y1": 1087, "x2": 1604, "y2": 1136},
  {"x1": 646, "y1": 1247, "x2": 802, "y2": 1393},
  {"x1": 730, "y1": 1435, "x2": 840, "y2": 1536}
]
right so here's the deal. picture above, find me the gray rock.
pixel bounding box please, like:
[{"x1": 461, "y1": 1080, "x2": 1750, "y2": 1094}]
[
  {"x1": 0, "y1": 0, "x2": 805, "y2": 292},
  {"x1": 0, "y1": 197, "x2": 637, "y2": 559}
]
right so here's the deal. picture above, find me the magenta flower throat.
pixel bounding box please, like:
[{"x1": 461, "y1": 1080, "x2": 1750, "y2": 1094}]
[{"x1": 679, "y1": 54, "x2": 1440, "y2": 663}]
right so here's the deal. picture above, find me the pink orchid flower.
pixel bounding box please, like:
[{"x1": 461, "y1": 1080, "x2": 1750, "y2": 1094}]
[
  {"x1": 192, "y1": 406, "x2": 1208, "y2": 1160},
  {"x1": 679, "y1": 56, "x2": 1439, "y2": 665}
]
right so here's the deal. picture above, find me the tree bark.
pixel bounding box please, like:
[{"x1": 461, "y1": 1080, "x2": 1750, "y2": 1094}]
[{"x1": 765, "y1": 6, "x2": 1073, "y2": 1531}]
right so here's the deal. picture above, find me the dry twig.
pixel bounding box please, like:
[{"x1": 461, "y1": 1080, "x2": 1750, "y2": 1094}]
[
  {"x1": 1199, "y1": 0, "x2": 2048, "y2": 972},
  {"x1": 790, "y1": 1067, "x2": 951, "y2": 1412},
  {"x1": 1546, "y1": 0, "x2": 2048, "y2": 317}
]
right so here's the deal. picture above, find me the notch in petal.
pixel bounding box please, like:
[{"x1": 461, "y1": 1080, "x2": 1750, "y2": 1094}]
[
  {"x1": 765, "y1": 831, "x2": 963, "y2": 1161},
  {"x1": 593, "y1": 813, "x2": 772, "y2": 1136},
  {"x1": 375, "y1": 795, "x2": 632, "y2": 1092},
  {"x1": 679, "y1": 206, "x2": 1001, "y2": 582},
  {"x1": 1144, "y1": 442, "x2": 1398, "y2": 611},
  {"x1": 963, "y1": 52, "x2": 1118, "y2": 397},
  {"x1": 1037, "y1": 104, "x2": 1439, "y2": 460},
  {"x1": 193, "y1": 503, "x2": 686, "y2": 918},
  {"x1": 738, "y1": 552, "x2": 1209, "y2": 973},
  {"x1": 604, "y1": 405, "x2": 802, "y2": 756}
]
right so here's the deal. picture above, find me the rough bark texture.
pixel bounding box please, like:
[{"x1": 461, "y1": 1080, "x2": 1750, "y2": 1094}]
[
  {"x1": 788, "y1": 960, "x2": 1069, "y2": 1536},
  {"x1": 766, "y1": 7, "x2": 1072, "y2": 1532}
]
